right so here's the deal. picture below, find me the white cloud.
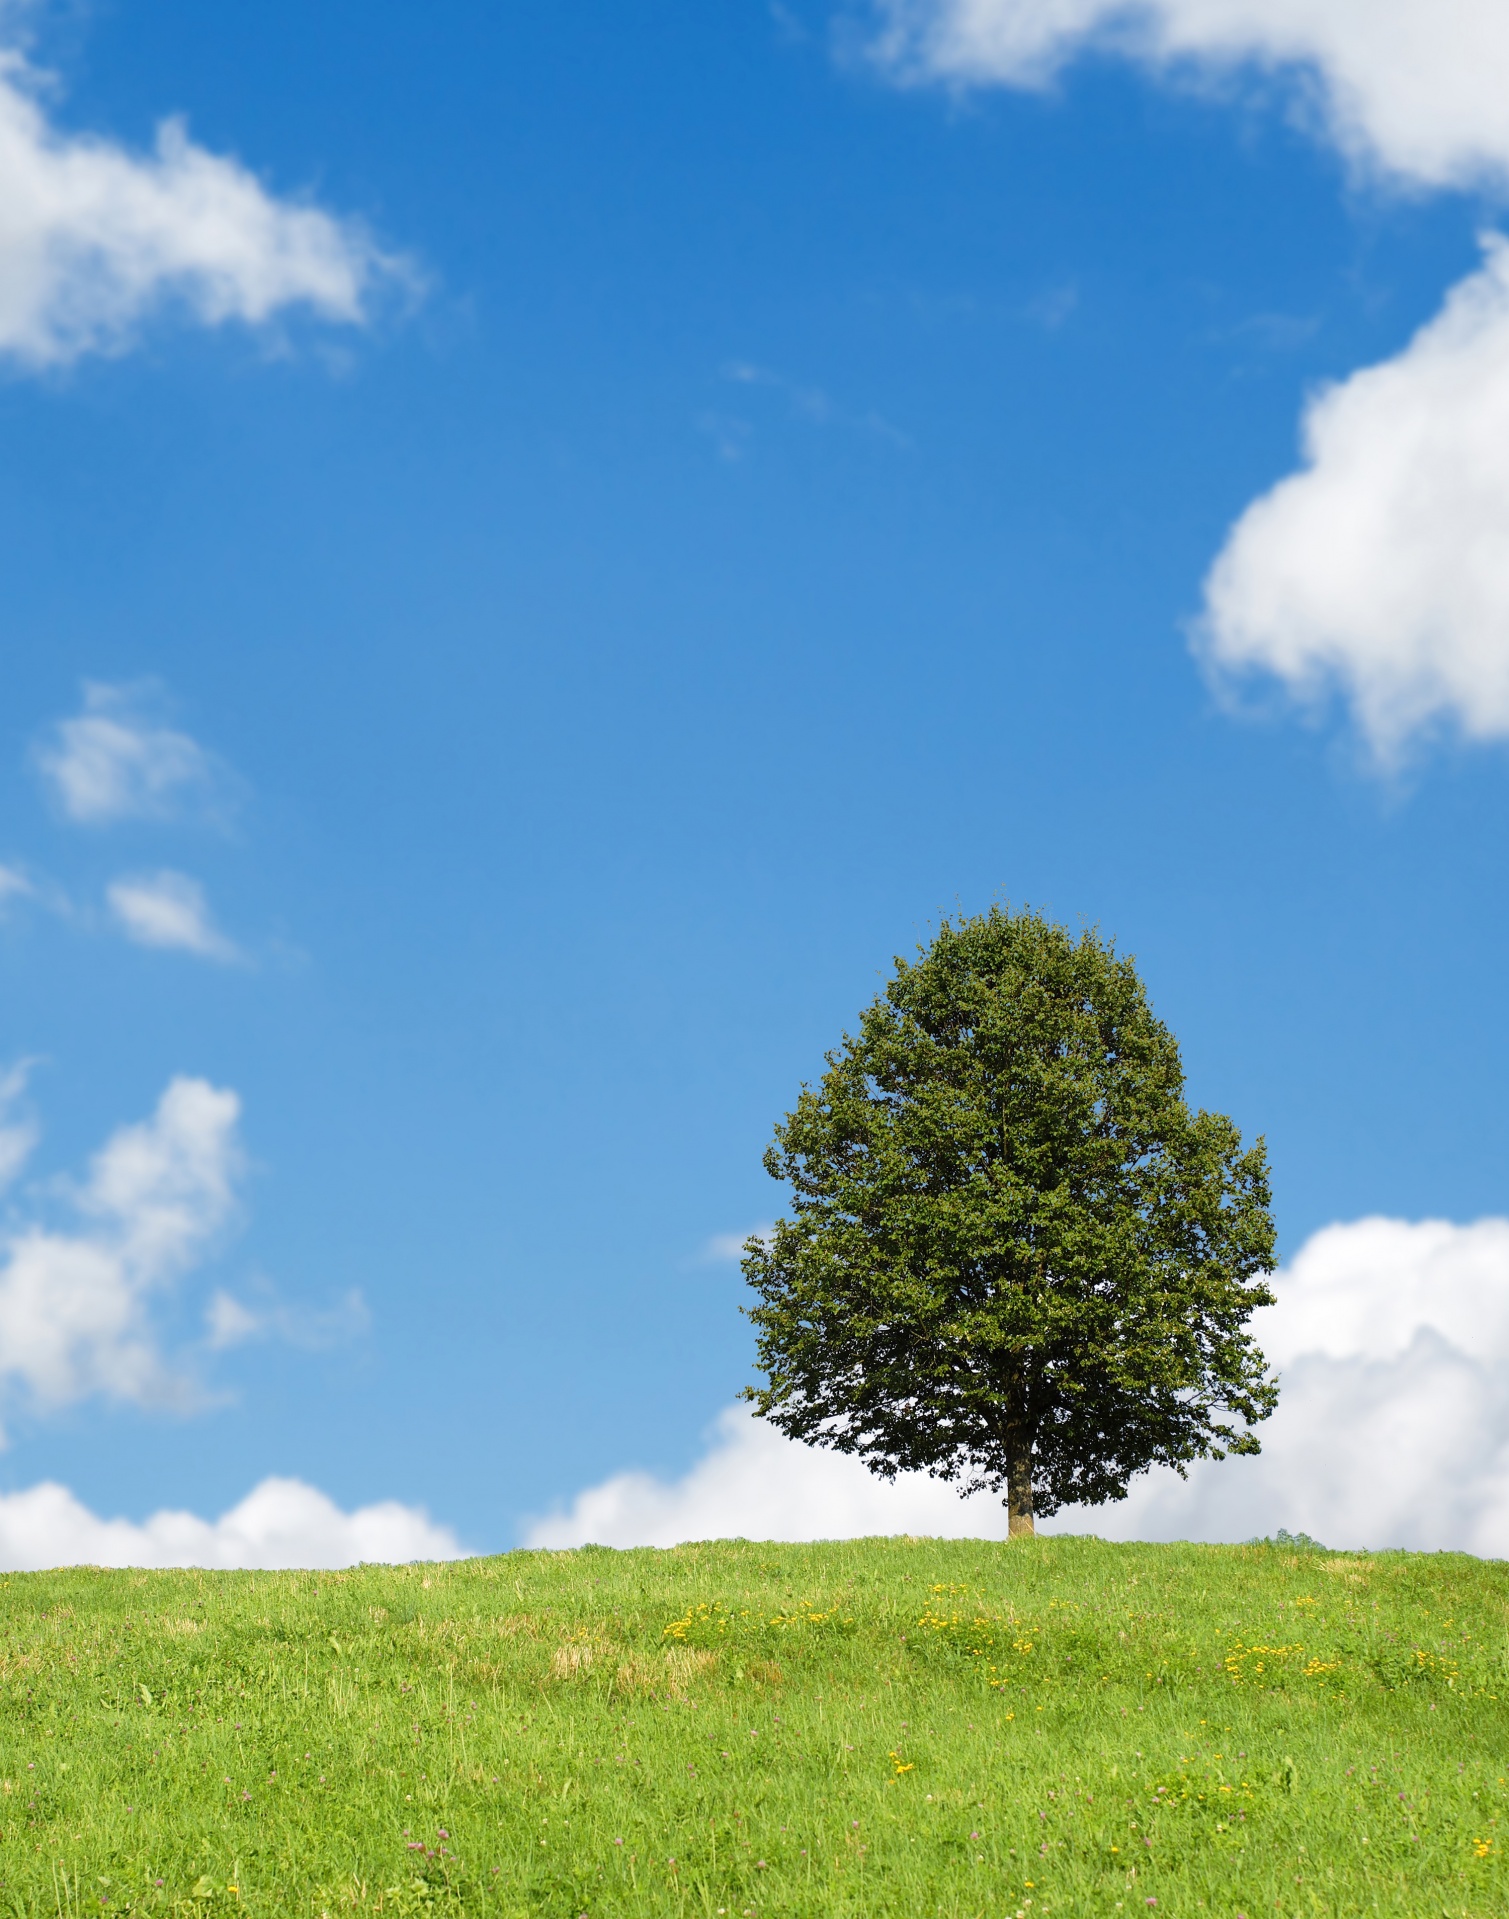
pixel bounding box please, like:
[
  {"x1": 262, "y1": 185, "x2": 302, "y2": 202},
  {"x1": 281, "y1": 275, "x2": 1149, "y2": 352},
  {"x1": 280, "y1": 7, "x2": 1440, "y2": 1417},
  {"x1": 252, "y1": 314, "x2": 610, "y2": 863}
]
[
  {"x1": 0, "y1": 1076, "x2": 241, "y2": 1422},
  {"x1": 870, "y1": 0, "x2": 1509, "y2": 190},
  {"x1": 868, "y1": 9, "x2": 1509, "y2": 766},
  {"x1": 1256, "y1": 1214, "x2": 1509, "y2": 1368},
  {"x1": 524, "y1": 1403, "x2": 1021, "y2": 1549},
  {"x1": 108, "y1": 870, "x2": 240, "y2": 963},
  {"x1": 0, "y1": 1476, "x2": 463, "y2": 1571},
  {"x1": 1081, "y1": 1217, "x2": 1509, "y2": 1554},
  {"x1": 0, "y1": 46, "x2": 399, "y2": 367},
  {"x1": 1198, "y1": 236, "x2": 1509, "y2": 761},
  {"x1": 37, "y1": 683, "x2": 222, "y2": 825},
  {"x1": 528, "y1": 1214, "x2": 1509, "y2": 1556},
  {"x1": 1084, "y1": 1336, "x2": 1509, "y2": 1557}
]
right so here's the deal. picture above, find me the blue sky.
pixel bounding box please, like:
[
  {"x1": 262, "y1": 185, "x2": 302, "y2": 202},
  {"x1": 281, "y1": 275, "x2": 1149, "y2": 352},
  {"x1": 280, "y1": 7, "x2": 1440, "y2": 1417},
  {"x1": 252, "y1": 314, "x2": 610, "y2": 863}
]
[{"x1": 3, "y1": 0, "x2": 1509, "y2": 1563}]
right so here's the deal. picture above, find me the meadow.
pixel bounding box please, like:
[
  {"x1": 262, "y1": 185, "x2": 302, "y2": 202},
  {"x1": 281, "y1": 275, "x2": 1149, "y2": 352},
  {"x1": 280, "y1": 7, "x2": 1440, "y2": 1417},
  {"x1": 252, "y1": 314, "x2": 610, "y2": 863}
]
[{"x1": 0, "y1": 1533, "x2": 1503, "y2": 1918}]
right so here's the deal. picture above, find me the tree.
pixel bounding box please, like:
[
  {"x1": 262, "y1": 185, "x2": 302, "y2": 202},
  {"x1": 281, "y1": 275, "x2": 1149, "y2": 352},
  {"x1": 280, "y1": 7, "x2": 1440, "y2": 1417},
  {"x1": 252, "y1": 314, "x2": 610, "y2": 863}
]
[{"x1": 741, "y1": 906, "x2": 1278, "y2": 1537}]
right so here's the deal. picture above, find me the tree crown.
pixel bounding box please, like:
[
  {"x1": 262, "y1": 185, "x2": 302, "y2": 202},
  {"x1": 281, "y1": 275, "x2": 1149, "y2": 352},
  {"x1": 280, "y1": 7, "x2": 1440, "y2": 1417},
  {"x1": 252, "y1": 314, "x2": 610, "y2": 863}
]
[{"x1": 742, "y1": 906, "x2": 1277, "y2": 1518}]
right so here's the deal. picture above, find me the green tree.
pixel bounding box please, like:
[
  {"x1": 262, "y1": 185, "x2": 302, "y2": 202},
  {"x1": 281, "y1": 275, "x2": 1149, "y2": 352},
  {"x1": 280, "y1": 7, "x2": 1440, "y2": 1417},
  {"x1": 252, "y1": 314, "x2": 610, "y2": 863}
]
[{"x1": 742, "y1": 906, "x2": 1277, "y2": 1536}]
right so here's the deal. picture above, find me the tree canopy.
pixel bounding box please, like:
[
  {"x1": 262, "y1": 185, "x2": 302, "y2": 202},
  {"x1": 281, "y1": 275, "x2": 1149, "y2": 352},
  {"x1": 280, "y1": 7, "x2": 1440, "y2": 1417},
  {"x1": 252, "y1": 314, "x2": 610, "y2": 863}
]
[{"x1": 741, "y1": 906, "x2": 1278, "y2": 1535}]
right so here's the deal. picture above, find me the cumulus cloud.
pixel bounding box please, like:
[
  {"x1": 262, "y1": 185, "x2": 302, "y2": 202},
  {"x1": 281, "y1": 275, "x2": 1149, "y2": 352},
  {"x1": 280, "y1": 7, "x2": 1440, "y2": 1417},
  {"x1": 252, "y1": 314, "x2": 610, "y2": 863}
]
[
  {"x1": 0, "y1": 1075, "x2": 241, "y2": 1423},
  {"x1": 869, "y1": 0, "x2": 1509, "y2": 190},
  {"x1": 0, "y1": 1476, "x2": 463, "y2": 1571},
  {"x1": 527, "y1": 1214, "x2": 1509, "y2": 1556},
  {"x1": 108, "y1": 870, "x2": 240, "y2": 963},
  {"x1": 36, "y1": 683, "x2": 224, "y2": 825},
  {"x1": 868, "y1": 11, "x2": 1509, "y2": 766},
  {"x1": 0, "y1": 45, "x2": 399, "y2": 367},
  {"x1": 1199, "y1": 237, "x2": 1509, "y2": 761},
  {"x1": 524, "y1": 1403, "x2": 1020, "y2": 1549}
]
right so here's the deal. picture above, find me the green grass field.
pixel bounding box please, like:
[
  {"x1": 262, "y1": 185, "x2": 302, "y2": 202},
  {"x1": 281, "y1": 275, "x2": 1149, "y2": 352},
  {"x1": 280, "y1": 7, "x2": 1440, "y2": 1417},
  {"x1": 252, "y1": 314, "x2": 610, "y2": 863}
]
[{"x1": 0, "y1": 1534, "x2": 1504, "y2": 1918}]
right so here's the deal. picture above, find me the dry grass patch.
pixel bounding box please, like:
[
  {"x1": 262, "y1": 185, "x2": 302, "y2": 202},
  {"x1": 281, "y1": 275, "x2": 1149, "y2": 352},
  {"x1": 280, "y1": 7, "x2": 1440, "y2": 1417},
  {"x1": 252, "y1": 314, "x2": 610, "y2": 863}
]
[
  {"x1": 612, "y1": 1648, "x2": 719, "y2": 1698},
  {"x1": 491, "y1": 1613, "x2": 540, "y2": 1640},
  {"x1": 551, "y1": 1638, "x2": 605, "y2": 1679}
]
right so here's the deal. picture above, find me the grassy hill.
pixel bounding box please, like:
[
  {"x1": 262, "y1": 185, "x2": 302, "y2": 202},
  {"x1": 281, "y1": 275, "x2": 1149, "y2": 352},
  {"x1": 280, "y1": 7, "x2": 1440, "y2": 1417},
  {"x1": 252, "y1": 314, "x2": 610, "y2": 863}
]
[{"x1": 0, "y1": 1534, "x2": 1504, "y2": 1917}]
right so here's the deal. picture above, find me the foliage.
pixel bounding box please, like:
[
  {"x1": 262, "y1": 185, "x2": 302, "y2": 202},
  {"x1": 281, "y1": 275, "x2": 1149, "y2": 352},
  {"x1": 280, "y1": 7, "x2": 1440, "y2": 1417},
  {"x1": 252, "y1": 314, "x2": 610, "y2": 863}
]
[
  {"x1": 743, "y1": 906, "x2": 1279, "y2": 1523},
  {"x1": 0, "y1": 1536, "x2": 1504, "y2": 1915}
]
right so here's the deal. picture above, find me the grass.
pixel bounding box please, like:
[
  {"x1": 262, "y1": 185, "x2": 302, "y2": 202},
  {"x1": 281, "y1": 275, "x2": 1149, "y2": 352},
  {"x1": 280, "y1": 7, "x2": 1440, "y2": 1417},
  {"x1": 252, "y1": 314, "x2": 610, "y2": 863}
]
[{"x1": 0, "y1": 1535, "x2": 1504, "y2": 1917}]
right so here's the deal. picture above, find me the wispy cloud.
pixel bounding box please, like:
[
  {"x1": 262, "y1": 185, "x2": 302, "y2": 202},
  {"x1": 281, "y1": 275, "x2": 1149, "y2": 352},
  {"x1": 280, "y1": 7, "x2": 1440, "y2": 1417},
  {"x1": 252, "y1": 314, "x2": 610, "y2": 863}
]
[
  {"x1": 697, "y1": 409, "x2": 755, "y2": 463},
  {"x1": 1024, "y1": 281, "x2": 1078, "y2": 331},
  {"x1": 699, "y1": 1226, "x2": 774, "y2": 1263},
  {"x1": 0, "y1": 43, "x2": 408, "y2": 368},
  {"x1": 0, "y1": 1477, "x2": 462, "y2": 1571},
  {"x1": 724, "y1": 360, "x2": 837, "y2": 422},
  {"x1": 769, "y1": 2, "x2": 813, "y2": 46},
  {"x1": 724, "y1": 360, "x2": 911, "y2": 445},
  {"x1": 0, "y1": 1062, "x2": 38, "y2": 1192},
  {"x1": 107, "y1": 870, "x2": 241, "y2": 963},
  {"x1": 1223, "y1": 310, "x2": 1322, "y2": 354},
  {"x1": 0, "y1": 864, "x2": 88, "y2": 935},
  {"x1": 204, "y1": 1284, "x2": 369, "y2": 1353},
  {"x1": 36, "y1": 683, "x2": 228, "y2": 826}
]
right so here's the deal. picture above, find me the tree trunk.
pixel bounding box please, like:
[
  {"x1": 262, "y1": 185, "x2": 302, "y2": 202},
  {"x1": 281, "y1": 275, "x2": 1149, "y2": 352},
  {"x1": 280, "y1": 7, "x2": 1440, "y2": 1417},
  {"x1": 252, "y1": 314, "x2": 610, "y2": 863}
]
[
  {"x1": 988, "y1": 1375, "x2": 1036, "y2": 1537},
  {"x1": 1007, "y1": 1444, "x2": 1035, "y2": 1538},
  {"x1": 1004, "y1": 1399, "x2": 1035, "y2": 1538}
]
